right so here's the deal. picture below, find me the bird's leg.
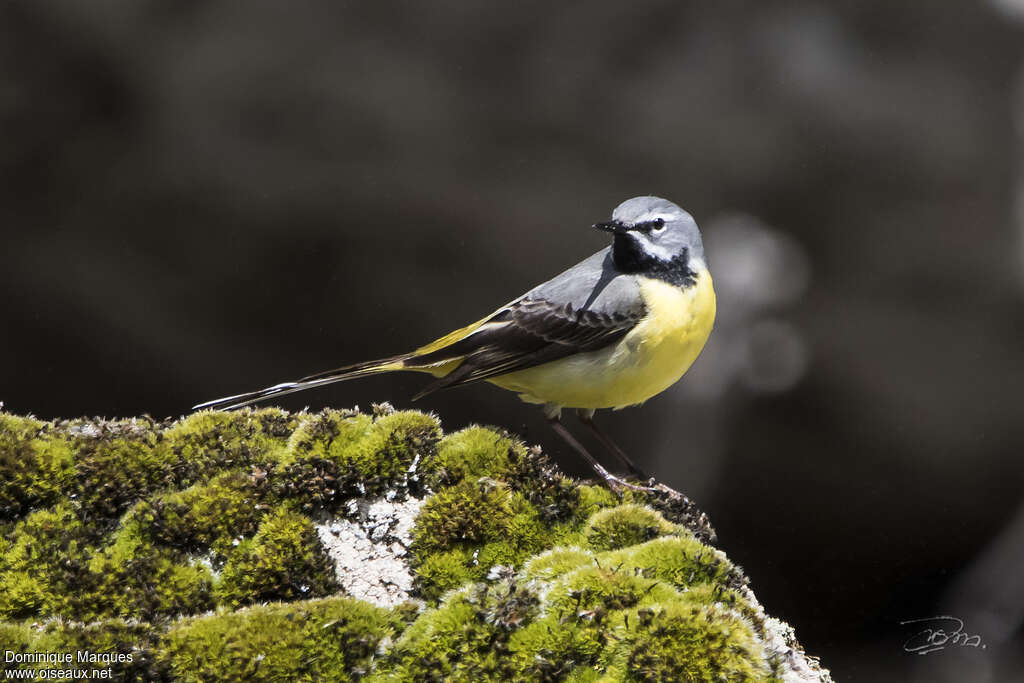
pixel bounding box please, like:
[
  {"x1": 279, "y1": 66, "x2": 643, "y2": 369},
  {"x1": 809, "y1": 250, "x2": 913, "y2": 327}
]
[
  {"x1": 576, "y1": 409, "x2": 651, "y2": 481},
  {"x1": 543, "y1": 405, "x2": 646, "y2": 495}
]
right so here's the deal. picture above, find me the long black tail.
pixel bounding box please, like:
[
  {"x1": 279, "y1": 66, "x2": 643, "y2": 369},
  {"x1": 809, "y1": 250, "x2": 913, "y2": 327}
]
[{"x1": 192, "y1": 354, "x2": 411, "y2": 411}]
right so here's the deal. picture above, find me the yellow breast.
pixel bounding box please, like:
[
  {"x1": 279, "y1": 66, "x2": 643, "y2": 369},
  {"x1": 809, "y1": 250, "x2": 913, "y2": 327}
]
[{"x1": 490, "y1": 268, "x2": 716, "y2": 410}]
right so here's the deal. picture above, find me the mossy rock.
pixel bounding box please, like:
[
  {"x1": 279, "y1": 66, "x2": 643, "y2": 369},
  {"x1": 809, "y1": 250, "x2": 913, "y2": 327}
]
[
  {"x1": 68, "y1": 416, "x2": 180, "y2": 522},
  {"x1": 0, "y1": 618, "x2": 161, "y2": 679},
  {"x1": 158, "y1": 596, "x2": 403, "y2": 682},
  {"x1": 165, "y1": 408, "x2": 300, "y2": 476},
  {"x1": 215, "y1": 506, "x2": 339, "y2": 608},
  {"x1": 372, "y1": 539, "x2": 764, "y2": 682},
  {"x1": 0, "y1": 406, "x2": 830, "y2": 682},
  {"x1": 584, "y1": 503, "x2": 680, "y2": 551},
  {"x1": 133, "y1": 469, "x2": 266, "y2": 563},
  {"x1": 0, "y1": 414, "x2": 75, "y2": 519},
  {"x1": 283, "y1": 407, "x2": 439, "y2": 490},
  {"x1": 0, "y1": 504, "x2": 91, "y2": 620}
]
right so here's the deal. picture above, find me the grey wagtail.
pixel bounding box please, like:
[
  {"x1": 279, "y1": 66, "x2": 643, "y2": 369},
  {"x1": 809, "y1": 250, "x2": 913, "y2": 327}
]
[{"x1": 195, "y1": 196, "x2": 716, "y2": 492}]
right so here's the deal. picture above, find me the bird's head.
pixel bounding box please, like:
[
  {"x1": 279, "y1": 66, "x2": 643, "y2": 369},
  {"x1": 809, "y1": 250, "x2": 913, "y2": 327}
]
[{"x1": 594, "y1": 196, "x2": 705, "y2": 277}]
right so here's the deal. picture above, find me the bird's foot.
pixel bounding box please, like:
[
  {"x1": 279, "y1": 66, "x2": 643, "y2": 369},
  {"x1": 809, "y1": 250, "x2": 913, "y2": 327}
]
[
  {"x1": 600, "y1": 474, "x2": 688, "y2": 502},
  {"x1": 593, "y1": 473, "x2": 715, "y2": 543},
  {"x1": 602, "y1": 473, "x2": 662, "y2": 497},
  {"x1": 647, "y1": 480, "x2": 686, "y2": 499}
]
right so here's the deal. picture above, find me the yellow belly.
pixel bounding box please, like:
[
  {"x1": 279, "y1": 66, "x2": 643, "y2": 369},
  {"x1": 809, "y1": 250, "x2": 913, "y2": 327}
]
[{"x1": 489, "y1": 268, "x2": 716, "y2": 410}]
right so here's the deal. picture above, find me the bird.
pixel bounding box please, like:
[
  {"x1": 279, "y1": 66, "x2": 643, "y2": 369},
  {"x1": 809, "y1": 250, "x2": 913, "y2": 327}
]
[{"x1": 195, "y1": 196, "x2": 716, "y2": 492}]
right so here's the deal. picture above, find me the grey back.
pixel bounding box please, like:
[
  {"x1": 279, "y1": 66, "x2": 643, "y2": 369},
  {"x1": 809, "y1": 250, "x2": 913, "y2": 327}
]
[{"x1": 526, "y1": 247, "x2": 644, "y2": 318}]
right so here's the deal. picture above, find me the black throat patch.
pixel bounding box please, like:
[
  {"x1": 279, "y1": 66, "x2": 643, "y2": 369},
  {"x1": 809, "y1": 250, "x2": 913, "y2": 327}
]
[{"x1": 612, "y1": 234, "x2": 696, "y2": 287}]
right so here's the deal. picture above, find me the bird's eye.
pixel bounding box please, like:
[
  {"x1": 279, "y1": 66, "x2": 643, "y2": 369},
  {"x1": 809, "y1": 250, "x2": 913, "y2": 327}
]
[{"x1": 632, "y1": 218, "x2": 665, "y2": 234}]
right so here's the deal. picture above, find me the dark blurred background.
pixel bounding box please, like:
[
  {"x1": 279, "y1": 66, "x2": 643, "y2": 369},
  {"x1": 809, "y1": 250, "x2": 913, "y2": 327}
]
[{"x1": 3, "y1": 1, "x2": 1024, "y2": 680}]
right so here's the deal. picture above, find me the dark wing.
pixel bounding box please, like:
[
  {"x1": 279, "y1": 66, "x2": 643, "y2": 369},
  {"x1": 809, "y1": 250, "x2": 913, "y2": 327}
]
[{"x1": 410, "y1": 295, "x2": 644, "y2": 398}]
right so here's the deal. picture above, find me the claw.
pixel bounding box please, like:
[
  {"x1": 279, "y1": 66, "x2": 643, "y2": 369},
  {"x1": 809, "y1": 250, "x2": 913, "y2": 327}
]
[{"x1": 603, "y1": 474, "x2": 660, "y2": 497}]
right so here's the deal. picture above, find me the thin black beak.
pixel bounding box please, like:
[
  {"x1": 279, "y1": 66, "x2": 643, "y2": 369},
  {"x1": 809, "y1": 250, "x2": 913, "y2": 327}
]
[{"x1": 593, "y1": 220, "x2": 628, "y2": 235}]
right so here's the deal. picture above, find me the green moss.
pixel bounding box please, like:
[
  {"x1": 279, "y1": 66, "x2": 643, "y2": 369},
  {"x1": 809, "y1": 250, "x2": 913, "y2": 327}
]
[
  {"x1": 506, "y1": 615, "x2": 608, "y2": 678},
  {"x1": 545, "y1": 565, "x2": 679, "y2": 613},
  {"x1": 43, "y1": 502, "x2": 213, "y2": 621},
  {"x1": 368, "y1": 589, "x2": 516, "y2": 682},
  {"x1": 268, "y1": 455, "x2": 351, "y2": 515},
  {"x1": 284, "y1": 410, "x2": 374, "y2": 466},
  {"x1": 381, "y1": 500, "x2": 770, "y2": 682},
  {"x1": 0, "y1": 505, "x2": 91, "y2": 619},
  {"x1": 138, "y1": 470, "x2": 266, "y2": 562},
  {"x1": 521, "y1": 546, "x2": 595, "y2": 582},
  {"x1": 507, "y1": 557, "x2": 757, "y2": 679},
  {"x1": 619, "y1": 601, "x2": 768, "y2": 681},
  {"x1": 0, "y1": 414, "x2": 75, "y2": 519},
  {"x1": 409, "y1": 475, "x2": 724, "y2": 609},
  {"x1": 564, "y1": 667, "x2": 603, "y2": 682},
  {"x1": 423, "y1": 425, "x2": 582, "y2": 524},
  {"x1": 392, "y1": 561, "x2": 765, "y2": 682},
  {"x1": 0, "y1": 407, "x2": 813, "y2": 681},
  {"x1": 423, "y1": 426, "x2": 520, "y2": 487},
  {"x1": 281, "y1": 409, "x2": 440, "y2": 497},
  {"x1": 1, "y1": 618, "x2": 160, "y2": 679},
  {"x1": 379, "y1": 560, "x2": 759, "y2": 683},
  {"x1": 675, "y1": 582, "x2": 759, "y2": 622},
  {"x1": 540, "y1": 484, "x2": 625, "y2": 550},
  {"x1": 410, "y1": 480, "x2": 550, "y2": 598},
  {"x1": 165, "y1": 408, "x2": 300, "y2": 476},
  {"x1": 578, "y1": 483, "x2": 618, "y2": 509},
  {"x1": 0, "y1": 500, "x2": 218, "y2": 622},
  {"x1": 157, "y1": 596, "x2": 401, "y2": 683},
  {"x1": 602, "y1": 536, "x2": 742, "y2": 592},
  {"x1": 83, "y1": 526, "x2": 215, "y2": 621},
  {"x1": 474, "y1": 534, "x2": 543, "y2": 574},
  {"x1": 584, "y1": 503, "x2": 679, "y2": 551},
  {"x1": 215, "y1": 506, "x2": 339, "y2": 608},
  {"x1": 412, "y1": 549, "x2": 475, "y2": 602},
  {"x1": 71, "y1": 417, "x2": 178, "y2": 521},
  {"x1": 411, "y1": 480, "x2": 513, "y2": 556},
  {"x1": 345, "y1": 410, "x2": 441, "y2": 486},
  {"x1": 490, "y1": 436, "x2": 581, "y2": 524},
  {"x1": 510, "y1": 583, "x2": 768, "y2": 681}
]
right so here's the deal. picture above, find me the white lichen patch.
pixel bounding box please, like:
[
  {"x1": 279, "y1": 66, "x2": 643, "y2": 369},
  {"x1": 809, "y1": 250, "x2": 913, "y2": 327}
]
[
  {"x1": 316, "y1": 493, "x2": 424, "y2": 608},
  {"x1": 762, "y1": 615, "x2": 832, "y2": 683}
]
